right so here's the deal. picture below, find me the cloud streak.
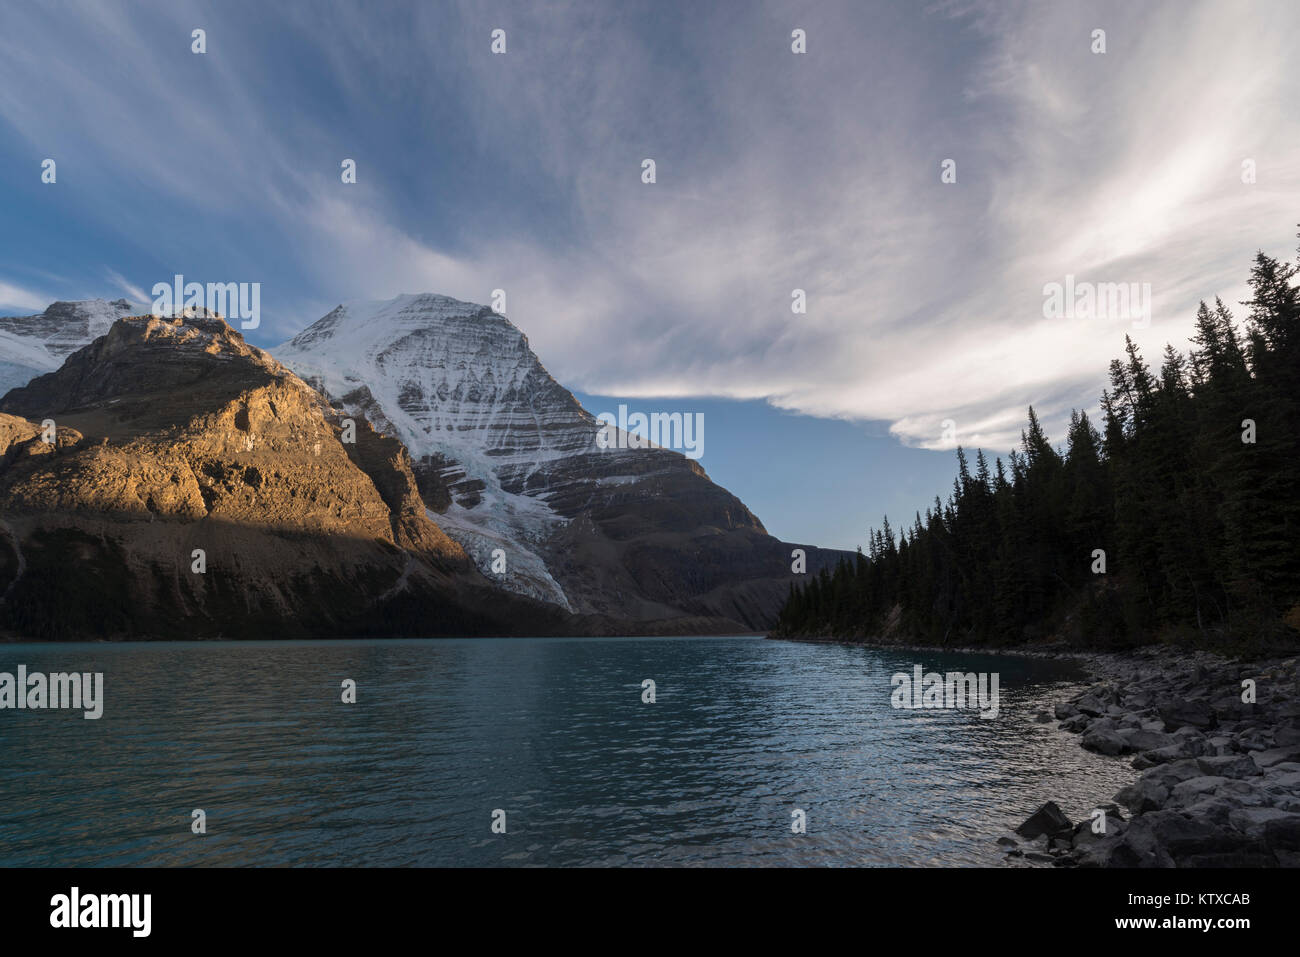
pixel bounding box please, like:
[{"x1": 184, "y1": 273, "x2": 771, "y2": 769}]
[
  {"x1": 0, "y1": 0, "x2": 1296, "y2": 455},
  {"x1": 0, "y1": 280, "x2": 50, "y2": 312}
]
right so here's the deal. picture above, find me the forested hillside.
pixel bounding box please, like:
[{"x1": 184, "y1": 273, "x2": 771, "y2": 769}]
[{"x1": 775, "y1": 236, "x2": 1300, "y2": 651}]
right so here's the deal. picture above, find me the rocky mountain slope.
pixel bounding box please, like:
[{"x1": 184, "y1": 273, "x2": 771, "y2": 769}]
[
  {"x1": 276, "y1": 294, "x2": 844, "y2": 630},
  {"x1": 0, "y1": 299, "x2": 138, "y2": 397},
  {"x1": 0, "y1": 313, "x2": 580, "y2": 640}
]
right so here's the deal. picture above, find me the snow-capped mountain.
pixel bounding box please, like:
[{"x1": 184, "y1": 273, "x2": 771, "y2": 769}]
[
  {"x1": 0, "y1": 299, "x2": 139, "y2": 397},
  {"x1": 0, "y1": 293, "x2": 845, "y2": 631},
  {"x1": 277, "y1": 294, "x2": 845, "y2": 628},
  {"x1": 277, "y1": 295, "x2": 604, "y2": 609},
  {"x1": 0, "y1": 312, "x2": 573, "y2": 641}
]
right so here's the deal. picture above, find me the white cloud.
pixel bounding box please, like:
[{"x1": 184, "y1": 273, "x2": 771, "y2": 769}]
[
  {"x1": 104, "y1": 269, "x2": 150, "y2": 306},
  {"x1": 0, "y1": 280, "x2": 50, "y2": 313},
  {"x1": 288, "y1": 0, "x2": 1297, "y2": 453},
  {"x1": 0, "y1": 0, "x2": 1295, "y2": 455}
]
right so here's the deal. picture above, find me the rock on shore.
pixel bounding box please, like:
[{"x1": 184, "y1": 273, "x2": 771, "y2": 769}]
[{"x1": 1007, "y1": 649, "x2": 1300, "y2": 867}]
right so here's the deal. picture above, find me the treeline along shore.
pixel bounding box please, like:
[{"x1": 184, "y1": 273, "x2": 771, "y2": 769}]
[{"x1": 774, "y1": 232, "x2": 1300, "y2": 656}]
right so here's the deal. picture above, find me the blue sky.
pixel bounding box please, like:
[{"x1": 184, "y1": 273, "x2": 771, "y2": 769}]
[{"x1": 1, "y1": 0, "x2": 1297, "y2": 550}]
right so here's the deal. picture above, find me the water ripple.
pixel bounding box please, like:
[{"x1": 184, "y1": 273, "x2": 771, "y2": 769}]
[{"x1": 0, "y1": 637, "x2": 1134, "y2": 866}]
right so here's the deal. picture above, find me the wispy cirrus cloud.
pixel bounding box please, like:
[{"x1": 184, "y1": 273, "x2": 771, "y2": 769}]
[
  {"x1": 0, "y1": 0, "x2": 1295, "y2": 455},
  {"x1": 104, "y1": 269, "x2": 150, "y2": 305},
  {"x1": 0, "y1": 279, "x2": 50, "y2": 313}
]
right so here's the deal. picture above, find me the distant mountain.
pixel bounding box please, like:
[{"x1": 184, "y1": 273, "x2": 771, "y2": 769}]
[
  {"x1": 0, "y1": 313, "x2": 576, "y2": 639},
  {"x1": 0, "y1": 299, "x2": 138, "y2": 396},
  {"x1": 277, "y1": 293, "x2": 845, "y2": 629}
]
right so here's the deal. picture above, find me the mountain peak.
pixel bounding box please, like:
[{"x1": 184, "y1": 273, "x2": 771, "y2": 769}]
[
  {"x1": 0, "y1": 297, "x2": 584, "y2": 641},
  {"x1": 0, "y1": 298, "x2": 142, "y2": 398},
  {"x1": 1, "y1": 312, "x2": 300, "y2": 441},
  {"x1": 298, "y1": 293, "x2": 516, "y2": 343},
  {"x1": 274, "y1": 295, "x2": 839, "y2": 630}
]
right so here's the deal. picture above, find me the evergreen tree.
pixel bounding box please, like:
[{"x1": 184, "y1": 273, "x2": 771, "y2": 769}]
[{"x1": 775, "y1": 236, "x2": 1300, "y2": 651}]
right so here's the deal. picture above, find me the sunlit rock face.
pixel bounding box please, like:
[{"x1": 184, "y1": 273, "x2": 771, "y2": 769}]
[{"x1": 0, "y1": 312, "x2": 574, "y2": 640}]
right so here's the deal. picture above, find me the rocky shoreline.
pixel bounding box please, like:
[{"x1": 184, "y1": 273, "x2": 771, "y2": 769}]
[{"x1": 1003, "y1": 647, "x2": 1300, "y2": 867}]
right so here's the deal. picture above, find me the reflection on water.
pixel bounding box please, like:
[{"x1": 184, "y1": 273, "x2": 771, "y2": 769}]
[{"x1": 0, "y1": 637, "x2": 1134, "y2": 866}]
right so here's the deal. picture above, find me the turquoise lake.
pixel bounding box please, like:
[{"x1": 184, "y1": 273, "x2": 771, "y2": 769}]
[{"x1": 0, "y1": 636, "x2": 1134, "y2": 866}]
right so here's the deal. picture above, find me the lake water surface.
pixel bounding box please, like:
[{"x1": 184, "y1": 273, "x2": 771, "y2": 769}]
[{"x1": 0, "y1": 636, "x2": 1135, "y2": 866}]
